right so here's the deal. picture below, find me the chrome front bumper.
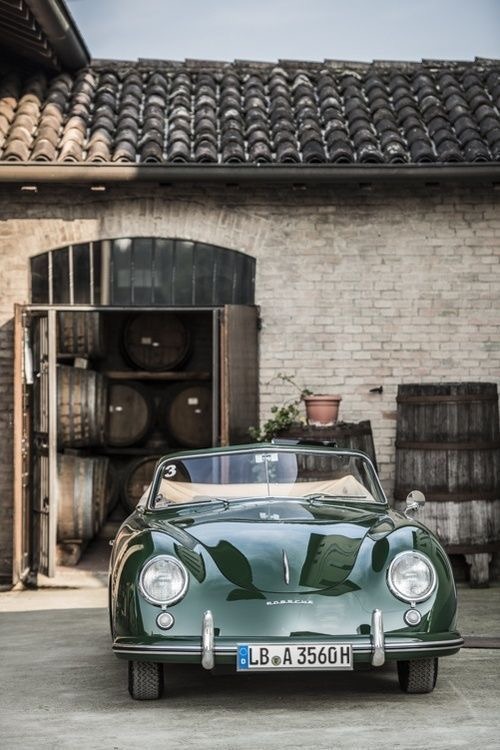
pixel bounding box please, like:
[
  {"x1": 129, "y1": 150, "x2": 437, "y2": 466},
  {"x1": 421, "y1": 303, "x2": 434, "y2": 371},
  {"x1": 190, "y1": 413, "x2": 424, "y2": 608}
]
[{"x1": 113, "y1": 608, "x2": 464, "y2": 667}]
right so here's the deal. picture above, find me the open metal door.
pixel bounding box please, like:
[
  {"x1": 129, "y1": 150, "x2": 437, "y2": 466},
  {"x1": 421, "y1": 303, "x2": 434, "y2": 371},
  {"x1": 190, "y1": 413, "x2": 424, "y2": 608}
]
[
  {"x1": 220, "y1": 305, "x2": 259, "y2": 445},
  {"x1": 14, "y1": 307, "x2": 58, "y2": 581}
]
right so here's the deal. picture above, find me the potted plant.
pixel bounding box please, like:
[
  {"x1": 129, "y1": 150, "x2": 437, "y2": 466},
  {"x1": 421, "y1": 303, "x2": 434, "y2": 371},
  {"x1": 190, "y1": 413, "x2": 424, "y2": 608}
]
[
  {"x1": 249, "y1": 373, "x2": 342, "y2": 441},
  {"x1": 303, "y1": 393, "x2": 342, "y2": 427}
]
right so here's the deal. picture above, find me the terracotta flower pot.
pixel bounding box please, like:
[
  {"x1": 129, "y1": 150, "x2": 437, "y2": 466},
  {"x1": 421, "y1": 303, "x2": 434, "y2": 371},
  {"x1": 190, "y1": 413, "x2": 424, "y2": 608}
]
[{"x1": 303, "y1": 395, "x2": 342, "y2": 427}]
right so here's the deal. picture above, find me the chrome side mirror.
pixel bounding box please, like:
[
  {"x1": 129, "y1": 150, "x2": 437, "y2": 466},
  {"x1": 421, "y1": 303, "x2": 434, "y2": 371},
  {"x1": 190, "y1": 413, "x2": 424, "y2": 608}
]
[{"x1": 404, "y1": 490, "x2": 425, "y2": 519}]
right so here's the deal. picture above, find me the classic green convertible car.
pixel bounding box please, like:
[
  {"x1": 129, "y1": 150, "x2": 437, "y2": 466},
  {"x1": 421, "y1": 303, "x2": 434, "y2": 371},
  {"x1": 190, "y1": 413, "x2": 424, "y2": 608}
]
[{"x1": 109, "y1": 442, "x2": 463, "y2": 700}]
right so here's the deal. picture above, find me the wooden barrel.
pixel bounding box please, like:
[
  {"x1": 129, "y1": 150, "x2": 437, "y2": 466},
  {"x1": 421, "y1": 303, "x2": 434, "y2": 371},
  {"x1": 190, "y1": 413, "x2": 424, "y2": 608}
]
[
  {"x1": 122, "y1": 313, "x2": 190, "y2": 371},
  {"x1": 278, "y1": 421, "x2": 378, "y2": 471},
  {"x1": 106, "y1": 382, "x2": 152, "y2": 447},
  {"x1": 58, "y1": 311, "x2": 104, "y2": 358},
  {"x1": 164, "y1": 383, "x2": 212, "y2": 448},
  {"x1": 57, "y1": 453, "x2": 95, "y2": 541},
  {"x1": 395, "y1": 382, "x2": 500, "y2": 551},
  {"x1": 57, "y1": 365, "x2": 107, "y2": 447},
  {"x1": 121, "y1": 455, "x2": 161, "y2": 513}
]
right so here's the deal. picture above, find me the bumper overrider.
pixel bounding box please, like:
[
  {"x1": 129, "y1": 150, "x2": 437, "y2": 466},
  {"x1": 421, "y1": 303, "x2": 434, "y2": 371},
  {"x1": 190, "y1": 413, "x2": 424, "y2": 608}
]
[{"x1": 113, "y1": 609, "x2": 464, "y2": 667}]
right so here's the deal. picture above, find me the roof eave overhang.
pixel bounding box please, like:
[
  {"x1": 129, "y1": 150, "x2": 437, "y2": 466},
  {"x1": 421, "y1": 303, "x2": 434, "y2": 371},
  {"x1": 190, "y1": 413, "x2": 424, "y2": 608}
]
[
  {"x1": 24, "y1": 0, "x2": 90, "y2": 69},
  {"x1": 1, "y1": 163, "x2": 500, "y2": 185}
]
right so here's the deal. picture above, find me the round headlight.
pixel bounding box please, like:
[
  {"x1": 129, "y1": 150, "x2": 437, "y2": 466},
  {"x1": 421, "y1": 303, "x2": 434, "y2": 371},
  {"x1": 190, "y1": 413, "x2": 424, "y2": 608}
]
[
  {"x1": 387, "y1": 551, "x2": 437, "y2": 603},
  {"x1": 139, "y1": 555, "x2": 188, "y2": 606}
]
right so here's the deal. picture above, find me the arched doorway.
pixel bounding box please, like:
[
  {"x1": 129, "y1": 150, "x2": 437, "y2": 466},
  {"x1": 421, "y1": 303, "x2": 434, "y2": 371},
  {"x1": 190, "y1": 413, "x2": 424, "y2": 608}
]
[{"x1": 14, "y1": 238, "x2": 259, "y2": 582}]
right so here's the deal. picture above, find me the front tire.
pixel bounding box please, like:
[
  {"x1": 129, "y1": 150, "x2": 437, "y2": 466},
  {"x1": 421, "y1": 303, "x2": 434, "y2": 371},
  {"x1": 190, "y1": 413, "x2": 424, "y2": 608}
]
[
  {"x1": 128, "y1": 660, "x2": 164, "y2": 700},
  {"x1": 397, "y1": 657, "x2": 438, "y2": 694}
]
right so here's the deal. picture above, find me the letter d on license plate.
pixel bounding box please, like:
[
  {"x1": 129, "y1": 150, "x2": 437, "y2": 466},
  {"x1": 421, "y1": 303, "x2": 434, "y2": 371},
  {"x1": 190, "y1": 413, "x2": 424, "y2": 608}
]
[{"x1": 236, "y1": 643, "x2": 353, "y2": 671}]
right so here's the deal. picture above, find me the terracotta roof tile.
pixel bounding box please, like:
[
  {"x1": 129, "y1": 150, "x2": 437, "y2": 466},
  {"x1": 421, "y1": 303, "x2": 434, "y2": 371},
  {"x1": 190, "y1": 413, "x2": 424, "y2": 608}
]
[{"x1": 0, "y1": 57, "x2": 499, "y2": 166}]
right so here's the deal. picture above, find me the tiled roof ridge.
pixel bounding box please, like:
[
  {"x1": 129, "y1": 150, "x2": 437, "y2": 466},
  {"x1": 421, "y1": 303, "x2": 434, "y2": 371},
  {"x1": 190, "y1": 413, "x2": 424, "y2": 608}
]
[{"x1": 89, "y1": 56, "x2": 500, "y2": 75}]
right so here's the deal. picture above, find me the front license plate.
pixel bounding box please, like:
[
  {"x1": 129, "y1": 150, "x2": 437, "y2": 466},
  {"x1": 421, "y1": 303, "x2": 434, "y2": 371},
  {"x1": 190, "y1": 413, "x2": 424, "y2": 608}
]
[{"x1": 236, "y1": 643, "x2": 352, "y2": 671}]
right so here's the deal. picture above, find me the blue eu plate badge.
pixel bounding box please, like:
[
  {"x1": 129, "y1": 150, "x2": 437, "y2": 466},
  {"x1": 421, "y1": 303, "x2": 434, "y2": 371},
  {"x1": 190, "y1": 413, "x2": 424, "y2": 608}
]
[{"x1": 237, "y1": 645, "x2": 249, "y2": 670}]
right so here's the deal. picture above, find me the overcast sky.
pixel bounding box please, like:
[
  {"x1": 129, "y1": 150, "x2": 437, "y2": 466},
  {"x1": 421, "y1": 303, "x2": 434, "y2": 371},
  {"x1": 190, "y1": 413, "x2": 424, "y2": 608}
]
[{"x1": 67, "y1": 0, "x2": 500, "y2": 63}]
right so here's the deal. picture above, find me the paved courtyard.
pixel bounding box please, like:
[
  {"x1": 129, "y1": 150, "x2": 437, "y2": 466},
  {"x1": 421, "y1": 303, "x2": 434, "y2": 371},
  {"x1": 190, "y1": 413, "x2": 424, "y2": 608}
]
[{"x1": 0, "y1": 579, "x2": 499, "y2": 750}]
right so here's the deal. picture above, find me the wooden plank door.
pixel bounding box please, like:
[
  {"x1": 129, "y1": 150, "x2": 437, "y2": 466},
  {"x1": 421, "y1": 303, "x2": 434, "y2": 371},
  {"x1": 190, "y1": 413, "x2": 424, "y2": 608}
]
[
  {"x1": 14, "y1": 308, "x2": 59, "y2": 581},
  {"x1": 220, "y1": 305, "x2": 259, "y2": 445}
]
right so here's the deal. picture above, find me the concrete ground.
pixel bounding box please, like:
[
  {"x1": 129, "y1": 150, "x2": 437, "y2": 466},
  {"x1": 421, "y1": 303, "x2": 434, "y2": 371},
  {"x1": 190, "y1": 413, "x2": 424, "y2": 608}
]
[{"x1": 0, "y1": 544, "x2": 499, "y2": 750}]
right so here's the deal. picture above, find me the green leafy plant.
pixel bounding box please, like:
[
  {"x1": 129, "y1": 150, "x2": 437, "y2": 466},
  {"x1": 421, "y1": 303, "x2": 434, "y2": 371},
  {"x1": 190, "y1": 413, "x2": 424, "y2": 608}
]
[{"x1": 249, "y1": 373, "x2": 312, "y2": 442}]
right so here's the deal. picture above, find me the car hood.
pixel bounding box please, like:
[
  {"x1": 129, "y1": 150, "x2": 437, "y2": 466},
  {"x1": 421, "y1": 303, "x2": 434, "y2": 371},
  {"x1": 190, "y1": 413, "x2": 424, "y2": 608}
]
[{"x1": 148, "y1": 499, "x2": 395, "y2": 595}]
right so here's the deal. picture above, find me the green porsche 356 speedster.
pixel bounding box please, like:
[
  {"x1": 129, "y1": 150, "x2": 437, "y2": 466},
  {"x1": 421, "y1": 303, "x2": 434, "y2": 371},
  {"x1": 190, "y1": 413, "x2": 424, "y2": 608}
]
[{"x1": 109, "y1": 442, "x2": 463, "y2": 700}]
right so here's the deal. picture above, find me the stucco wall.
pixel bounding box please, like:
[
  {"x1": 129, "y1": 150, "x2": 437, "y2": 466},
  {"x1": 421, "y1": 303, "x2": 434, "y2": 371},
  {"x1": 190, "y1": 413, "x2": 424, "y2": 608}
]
[{"x1": 1, "y1": 181, "x2": 499, "y2": 581}]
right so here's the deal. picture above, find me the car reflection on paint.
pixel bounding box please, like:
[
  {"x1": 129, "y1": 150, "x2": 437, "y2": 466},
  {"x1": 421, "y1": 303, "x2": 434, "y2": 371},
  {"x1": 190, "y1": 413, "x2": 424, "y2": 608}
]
[{"x1": 108, "y1": 442, "x2": 463, "y2": 700}]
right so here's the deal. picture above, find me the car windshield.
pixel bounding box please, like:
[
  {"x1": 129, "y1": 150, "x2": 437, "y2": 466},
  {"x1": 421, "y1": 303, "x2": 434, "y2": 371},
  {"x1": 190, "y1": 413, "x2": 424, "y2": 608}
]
[{"x1": 150, "y1": 448, "x2": 385, "y2": 509}]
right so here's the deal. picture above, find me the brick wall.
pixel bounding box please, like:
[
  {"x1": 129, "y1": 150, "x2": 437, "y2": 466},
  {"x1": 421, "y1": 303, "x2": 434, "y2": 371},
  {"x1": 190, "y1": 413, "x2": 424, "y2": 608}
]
[{"x1": 1, "y1": 181, "x2": 499, "y2": 582}]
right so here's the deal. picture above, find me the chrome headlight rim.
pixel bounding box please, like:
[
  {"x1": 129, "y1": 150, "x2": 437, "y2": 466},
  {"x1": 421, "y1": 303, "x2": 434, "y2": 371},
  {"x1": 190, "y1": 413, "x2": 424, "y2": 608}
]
[
  {"x1": 387, "y1": 551, "x2": 437, "y2": 603},
  {"x1": 138, "y1": 554, "x2": 189, "y2": 606}
]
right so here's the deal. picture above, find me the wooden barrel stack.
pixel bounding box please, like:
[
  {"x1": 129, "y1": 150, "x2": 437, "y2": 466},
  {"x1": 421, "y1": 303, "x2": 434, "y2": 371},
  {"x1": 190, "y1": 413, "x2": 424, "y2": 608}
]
[
  {"x1": 56, "y1": 311, "x2": 214, "y2": 532},
  {"x1": 51, "y1": 308, "x2": 218, "y2": 564},
  {"x1": 114, "y1": 314, "x2": 211, "y2": 512},
  {"x1": 56, "y1": 312, "x2": 111, "y2": 565},
  {"x1": 395, "y1": 382, "x2": 500, "y2": 585}
]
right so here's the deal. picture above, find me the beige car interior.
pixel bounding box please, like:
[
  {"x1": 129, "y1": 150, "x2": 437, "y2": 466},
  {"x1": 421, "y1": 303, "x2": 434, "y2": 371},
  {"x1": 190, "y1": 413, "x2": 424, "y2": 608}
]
[{"x1": 154, "y1": 474, "x2": 374, "y2": 506}]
